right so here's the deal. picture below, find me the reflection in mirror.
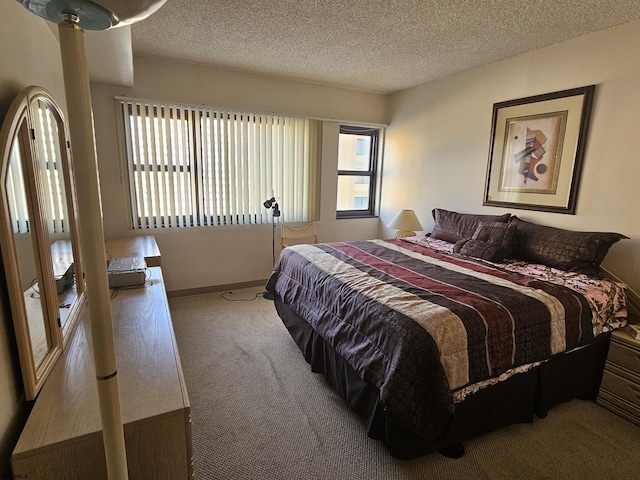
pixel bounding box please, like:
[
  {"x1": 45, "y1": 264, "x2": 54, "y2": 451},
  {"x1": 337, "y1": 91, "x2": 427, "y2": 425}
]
[
  {"x1": 31, "y1": 97, "x2": 81, "y2": 338},
  {"x1": 0, "y1": 86, "x2": 85, "y2": 399},
  {"x1": 7, "y1": 134, "x2": 52, "y2": 369}
]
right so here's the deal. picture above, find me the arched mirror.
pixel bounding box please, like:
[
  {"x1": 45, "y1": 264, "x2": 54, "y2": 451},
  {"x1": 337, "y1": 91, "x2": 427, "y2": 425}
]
[{"x1": 0, "y1": 86, "x2": 84, "y2": 400}]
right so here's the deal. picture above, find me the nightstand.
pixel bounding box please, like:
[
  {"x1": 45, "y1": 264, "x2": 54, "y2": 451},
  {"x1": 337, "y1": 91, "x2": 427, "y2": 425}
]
[{"x1": 597, "y1": 325, "x2": 640, "y2": 426}]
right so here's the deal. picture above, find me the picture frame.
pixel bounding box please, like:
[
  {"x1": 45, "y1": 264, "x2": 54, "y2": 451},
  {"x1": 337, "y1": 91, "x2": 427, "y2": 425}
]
[{"x1": 483, "y1": 85, "x2": 595, "y2": 214}]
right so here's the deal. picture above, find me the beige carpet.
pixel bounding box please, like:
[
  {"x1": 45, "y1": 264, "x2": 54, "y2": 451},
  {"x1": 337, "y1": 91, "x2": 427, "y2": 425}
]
[{"x1": 169, "y1": 287, "x2": 640, "y2": 480}]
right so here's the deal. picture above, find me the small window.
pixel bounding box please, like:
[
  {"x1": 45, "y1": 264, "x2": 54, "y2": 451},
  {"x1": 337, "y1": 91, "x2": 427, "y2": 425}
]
[
  {"x1": 356, "y1": 138, "x2": 368, "y2": 156},
  {"x1": 353, "y1": 196, "x2": 368, "y2": 209},
  {"x1": 337, "y1": 125, "x2": 379, "y2": 218}
]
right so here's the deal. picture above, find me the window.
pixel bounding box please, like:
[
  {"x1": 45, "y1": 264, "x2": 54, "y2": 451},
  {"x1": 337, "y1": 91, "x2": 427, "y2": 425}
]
[
  {"x1": 353, "y1": 196, "x2": 368, "y2": 209},
  {"x1": 336, "y1": 125, "x2": 380, "y2": 218},
  {"x1": 118, "y1": 98, "x2": 320, "y2": 229}
]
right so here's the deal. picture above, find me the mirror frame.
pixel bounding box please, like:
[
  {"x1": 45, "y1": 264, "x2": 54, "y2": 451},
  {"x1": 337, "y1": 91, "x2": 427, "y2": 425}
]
[{"x1": 0, "y1": 86, "x2": 85, "y2": 399}]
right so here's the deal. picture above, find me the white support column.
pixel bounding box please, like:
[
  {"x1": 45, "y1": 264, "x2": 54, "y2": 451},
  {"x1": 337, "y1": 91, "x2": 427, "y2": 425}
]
[{"x1": 58, "y1": 18, "x2": 129, "y2": 480}]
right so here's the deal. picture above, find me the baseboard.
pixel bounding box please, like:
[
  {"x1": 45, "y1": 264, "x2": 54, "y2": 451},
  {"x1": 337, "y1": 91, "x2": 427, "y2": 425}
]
[{"x1": 167, "y1": 279, "x2": 268, "y2": 298}]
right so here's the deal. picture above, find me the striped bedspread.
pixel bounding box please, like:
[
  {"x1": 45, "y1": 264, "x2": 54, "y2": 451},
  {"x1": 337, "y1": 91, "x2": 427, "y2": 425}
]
[{"x1": 266, "y1": 238, "x2": 598, "y2": 441}]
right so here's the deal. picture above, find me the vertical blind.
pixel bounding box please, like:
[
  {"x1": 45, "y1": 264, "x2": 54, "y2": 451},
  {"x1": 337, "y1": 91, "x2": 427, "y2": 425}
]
[{"x1": 118, "y1": 98, "x2": 320, "y2": 229}]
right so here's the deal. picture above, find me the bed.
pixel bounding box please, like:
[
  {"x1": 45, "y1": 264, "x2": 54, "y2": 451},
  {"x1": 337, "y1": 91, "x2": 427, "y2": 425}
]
[{"x1": 265, "y1": 209, "x2": 629, "y2": 459}]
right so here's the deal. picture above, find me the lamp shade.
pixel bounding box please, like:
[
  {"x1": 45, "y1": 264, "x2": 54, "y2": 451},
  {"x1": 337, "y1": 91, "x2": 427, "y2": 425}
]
[
  {"x1": 387, "y1": 209, "x2": 423, "y2": 238},
  {"x1": 19, "y1": 0, "x2": 167, "y2": 30}
]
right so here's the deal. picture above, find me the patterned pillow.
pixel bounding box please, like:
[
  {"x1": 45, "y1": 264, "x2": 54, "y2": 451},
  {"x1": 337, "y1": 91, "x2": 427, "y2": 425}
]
[
  {"x1": 454, "y1": 222, "x2": 516, "y2": 262},
  {"x1": 431, "y1": 208, "x2": 511, "y2": 243},
  {"x1": 509, "y1": 216, "x2": 628, "y2": 276},
  {"x1": 472, "y1": 221, "x2": 516, "y2": 245},
  {"x1": 453, "y1": 239, "x2": 501, "y2": 261}
]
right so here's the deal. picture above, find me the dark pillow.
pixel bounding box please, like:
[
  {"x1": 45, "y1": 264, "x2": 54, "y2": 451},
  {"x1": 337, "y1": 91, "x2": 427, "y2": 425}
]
[
  {"x1": 454, "y1": 222, "x2": 517, "y2": 262},
  {"x1": 509, "y1": 216, "x2": 628, "y2": 275},
  {"x1": 431, "y1": 208, "x2": 511, "y2": 243},
  {"x1": 473, "y1": 221, "x2": 516, "y2": 245},
  {"x1": 454, "y1": 239, "x2": 504, "y2": 261}
]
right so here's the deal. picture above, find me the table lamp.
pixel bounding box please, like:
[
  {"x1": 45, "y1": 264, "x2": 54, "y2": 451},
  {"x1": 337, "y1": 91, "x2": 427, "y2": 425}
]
[{"x1": 387, "y1": 209, "x2": 423, "y2": 238}]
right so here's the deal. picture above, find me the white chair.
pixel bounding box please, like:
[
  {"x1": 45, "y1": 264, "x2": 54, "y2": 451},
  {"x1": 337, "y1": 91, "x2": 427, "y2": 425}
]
[{"x1": 280, "y1": 222, "x2": 319, "y2": 248}]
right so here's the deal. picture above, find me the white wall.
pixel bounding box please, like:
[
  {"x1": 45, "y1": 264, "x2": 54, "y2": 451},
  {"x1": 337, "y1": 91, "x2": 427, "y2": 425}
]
[
  {"x1": 91, "y1": 58, "x2": 386, "y2": 292},
  {"x1": 0, "y1": 1, "x2": 67, "y2": 474},
  {"x1": 382, "y1": 19, "x2": 640, "y2": 295}
]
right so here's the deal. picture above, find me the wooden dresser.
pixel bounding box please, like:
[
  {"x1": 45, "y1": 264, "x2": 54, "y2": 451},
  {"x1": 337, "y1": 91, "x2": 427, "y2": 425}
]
[
  {"x1": 597, "y1": 325, "x2": 640, "y2": 426},
  {"x1": 11, "y1": 238, "x2": 192, "y2": 479}
]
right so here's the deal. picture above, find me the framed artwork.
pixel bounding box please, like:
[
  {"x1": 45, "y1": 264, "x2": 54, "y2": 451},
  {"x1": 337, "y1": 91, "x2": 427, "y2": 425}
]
[{"x1": 483, "y1": 85, "x2": 595, "y2": 214}]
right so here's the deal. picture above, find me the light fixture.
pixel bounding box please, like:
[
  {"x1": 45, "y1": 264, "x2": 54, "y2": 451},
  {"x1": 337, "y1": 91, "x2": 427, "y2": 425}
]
[
  {"x1": 18, "y1": 0, "x2": 167, "y2": 30},
  {"x1": 17, "y1": 2, "x2": 167, "y2": 479},
  {"x1": 387, "y1": 209, "x2": 423, "y2": 238}
]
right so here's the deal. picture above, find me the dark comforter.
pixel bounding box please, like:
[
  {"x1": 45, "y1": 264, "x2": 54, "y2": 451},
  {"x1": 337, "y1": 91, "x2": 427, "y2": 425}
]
[{"x1": 265, "y1": 239, "x2": 594, "y2": 443}]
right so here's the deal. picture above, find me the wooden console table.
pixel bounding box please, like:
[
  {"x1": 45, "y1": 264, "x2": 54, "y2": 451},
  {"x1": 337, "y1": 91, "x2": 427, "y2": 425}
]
[
  {"x1": 105, "y1": 235, "x2": 162, "y2": 267},
  {"x1": 11, "y1": 238, "x2": 192, "y2": 479},
  {"x1": 51, "y1": 235, "x2": 162, "y2": 268}
]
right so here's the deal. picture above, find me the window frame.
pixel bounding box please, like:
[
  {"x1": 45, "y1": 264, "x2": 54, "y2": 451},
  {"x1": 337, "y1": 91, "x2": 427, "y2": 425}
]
[
  {"x1": 336, "y1": 125, "x2": 380, "y2": 219},
  {"x1": 117, "y1": 98, "x2": 319, "y2": 229}
]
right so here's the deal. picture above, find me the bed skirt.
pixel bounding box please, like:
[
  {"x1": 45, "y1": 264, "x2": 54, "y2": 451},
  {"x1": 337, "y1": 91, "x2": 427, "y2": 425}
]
[{"x1": 274, "y1": 296, "x2": 611, "y2": 460}]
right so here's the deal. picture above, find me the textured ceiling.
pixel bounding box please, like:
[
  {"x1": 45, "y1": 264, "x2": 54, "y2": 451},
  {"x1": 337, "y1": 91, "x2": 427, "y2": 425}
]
[{"x1": 131, "y1": 0, "x2": 640, "y2": 94}]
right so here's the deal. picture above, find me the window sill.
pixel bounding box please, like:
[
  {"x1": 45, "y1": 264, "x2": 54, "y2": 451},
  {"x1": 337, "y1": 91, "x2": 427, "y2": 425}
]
[{"x1": 336, "y1": 213, "x2": 379, "y2": 220}]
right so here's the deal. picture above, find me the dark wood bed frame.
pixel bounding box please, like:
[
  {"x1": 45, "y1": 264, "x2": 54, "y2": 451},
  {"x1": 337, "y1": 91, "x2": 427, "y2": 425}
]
[{"x1": 274, "y1": 296, "x2": 611, "y2": 460}]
